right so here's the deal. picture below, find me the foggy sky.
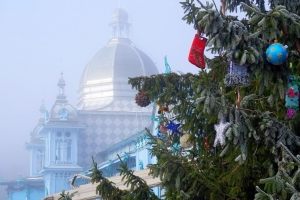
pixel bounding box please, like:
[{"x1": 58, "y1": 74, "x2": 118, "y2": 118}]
[{"x1": 0, "y1": 0, "x2": 219, "y2": 198}]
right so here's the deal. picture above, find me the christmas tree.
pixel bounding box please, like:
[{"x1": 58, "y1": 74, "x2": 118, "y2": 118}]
[{"x1": 89, "y1": 0, "x2": 300, "y2": 199}]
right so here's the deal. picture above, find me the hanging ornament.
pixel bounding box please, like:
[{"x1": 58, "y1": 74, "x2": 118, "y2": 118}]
[
  {"x1": 156, "y1": 100, "x2": 169, "y2": 114},
  {"x1": 157, "y1": 131, "x2": 165, "y2": 141},
  {"x1": 135, "y1": 91, "x2": 151, "y2": 107},
  {"x1": 286, "y1": 86, "x2": 299, "y2": 98},
  {"x1": 213, "y1": 120, "x2": 231, "y2": 147},
  {"x1": 286, "y1": 108, "x2": 296, "y2": 118},
  {"x1": 204, "y1": 137, "x2": 210, "y2": 149},
  {"x1": 171, "y1": 142, "x2": 181, "y2": 154},
  {"x1": 173, "y1": 143, "x2": 181, "y2": 150},
  {"x1": 188, "y1": 33, "x2": 207, "y2": 69},
  {"x1": 160, "y1": 125, "x2": 168, "y2": 134},
  {"x1": 157, "y1": 139, "x2": 163, "y2": 145},
  {"x1": 266, "y1": 40, "x2": 288, "y2": 65},
  {"x1": 166, "y1": 120, "x2": 181, "y2": 135},
  {"x1": 285, "y1": 75, "x2": 299, "y2": 118},
  {"x1": 224, "y1": 61, "x2": 250, "y2": 87},
  {"x1": 180, "y1": 133, "x2": 193, "y2": 148}
]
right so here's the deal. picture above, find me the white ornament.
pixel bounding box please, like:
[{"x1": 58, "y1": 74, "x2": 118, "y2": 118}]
[
  {"x1": 213, "y1": 121, "x2": 230, "y2": 147},
  {"x1": 180, "y1": 133, "x2": 193, "y2": 148}
]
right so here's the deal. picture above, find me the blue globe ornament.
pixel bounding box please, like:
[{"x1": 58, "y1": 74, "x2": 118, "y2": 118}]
[{"x1": 266, "y1": 42, "x2": 288, "y2": 65}]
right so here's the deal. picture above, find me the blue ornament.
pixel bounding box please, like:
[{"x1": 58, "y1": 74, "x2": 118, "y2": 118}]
[
  {"x1": 157, "y1": 131, "x2": 164, "y2": 141},
  {"x1": 266, "y1": 42, "x2": 288, "y2": 65},
  {"x1": 166, "y1": 120, "x2": 181, "y2": 135},
  {"x1": 172, "y1": 143, "x2": 181, "y2": 151}
]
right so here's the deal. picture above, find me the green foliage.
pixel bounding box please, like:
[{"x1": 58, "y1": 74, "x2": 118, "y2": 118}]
[
  {"x1": 117, "y1": 155, "x2": 159, "y2": 200},
  {"x1": 89, "y1": 157, "x2": 159, "y2": 200},
  {"x1": 129, "y1": 1, "x2": 300, "y2": 199},
  {"x1": 90, "y1": 157, "x2": 127, "y2": 200},
  {"x1": 58, "y1": 190, "x2": 77, "y2": 200}
]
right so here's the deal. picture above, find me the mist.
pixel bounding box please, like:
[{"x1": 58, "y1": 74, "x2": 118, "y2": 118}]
[{"x1": 0, "y1": 0, "x2": 217, "y2": 198}]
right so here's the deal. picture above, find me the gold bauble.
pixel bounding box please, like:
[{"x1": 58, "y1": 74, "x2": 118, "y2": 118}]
[
  {"x1": 180, "y1": 133, "x2": 193, "y2": 148},
  {"x1": 157, "y1": 139, "x2": 163, "y2": 145}
]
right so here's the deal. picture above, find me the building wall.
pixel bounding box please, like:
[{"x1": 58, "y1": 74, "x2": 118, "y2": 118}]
[
  {"x1": 29, "y1": 188, "x2": 44, "y2": 200},
  {"x1": 29, "y1": 146, "x2": 45, "y2": 177},
  {"x1": 78, "y1": 111, "x2": 152, "y2": 167},
  {"x1": 7, "y1": 186, "x2": 44, "y2": 200}
]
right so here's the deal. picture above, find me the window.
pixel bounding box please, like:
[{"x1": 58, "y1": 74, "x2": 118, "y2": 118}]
[
  {"x1": 58, "y1": 108, "x2": 69, "y2": 121},
  {"x1": 55, "y1": 132, "x2": 72, "y2": 164},
  {"x1": 36, "y1": 149, "x2": 43, "y2": 173}
]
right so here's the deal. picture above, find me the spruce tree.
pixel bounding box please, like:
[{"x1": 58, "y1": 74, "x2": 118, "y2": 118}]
[{"x1": 91, "y1": 0, "x2": 300, "y2": 199}]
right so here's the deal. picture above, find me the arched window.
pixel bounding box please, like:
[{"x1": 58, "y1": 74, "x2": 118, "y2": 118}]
[{"x1": 55, "y1": 132, "x2": 72, "y2": 164}]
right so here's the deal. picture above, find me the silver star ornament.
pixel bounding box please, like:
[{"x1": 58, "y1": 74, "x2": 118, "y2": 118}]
[{"x1": 213, "y1": 121, "x2": 231, "y2": 147}]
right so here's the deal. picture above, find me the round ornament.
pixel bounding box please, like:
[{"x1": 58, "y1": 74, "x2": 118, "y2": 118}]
[
  {"x1": 160, "y1": 125, "x2": 168, "y2": 134},
  {"x1": 157, "y1": 139, "x2": 163, "y2": 145},
  {"x1": 266, "y1": 42, "x2": 288, "y2": 65},
  {"x1": 135, "y1": 91, "x2": 151, "y2": 107},
  {"x1": 286, "y1": 108, "x2": 296, "y2": 118},
  {"x1": 180, "y1": 133, "x2": 193, "y2": 148}
]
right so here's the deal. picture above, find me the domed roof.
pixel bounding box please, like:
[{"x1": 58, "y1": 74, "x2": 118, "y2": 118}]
[
  {"x1": 47, "y1": 74, "x2": 79, "y2": 123},
  {"x1": 79, "y1": 39, "x2": 158, "y2": 86},
  {"x1": 111, "y1": 8, "x2": 129, "y2": 23},
  {"x1": 77, "y1": 8, "x2": 159, "y2": 111},
  {"x1": 48, "y1": 103, "x2": 78, "y2": 122},
  {"x1": 28, "y1": 102, "x2": 47, "y2": 143},
  {"x1": 78, "y1": 38, "x2": 159, "y2": 110}
]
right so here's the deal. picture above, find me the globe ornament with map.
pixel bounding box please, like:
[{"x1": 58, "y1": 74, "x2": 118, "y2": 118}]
[{"x1": 266, "y1": 41, "x2": 288, "y2": 65}]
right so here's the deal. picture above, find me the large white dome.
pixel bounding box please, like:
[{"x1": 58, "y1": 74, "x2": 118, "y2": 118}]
[{"x1": 77, "y1": 9, "x2": 159, "y2": 111}]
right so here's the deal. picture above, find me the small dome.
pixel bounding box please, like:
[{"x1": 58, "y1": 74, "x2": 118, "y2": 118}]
[
  {"x1": 48, "y1": 74, "x2": 78, "y2": 122},
  {"x1": 111, "y1": 8, "x2": 129, "y2": 23},
  {"x1": 57, "y1": 78, "x2": 65, "y2": 86}
]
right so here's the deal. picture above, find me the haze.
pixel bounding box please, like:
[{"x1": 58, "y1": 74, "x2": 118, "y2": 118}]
[{"x1": 0, "y1": 0, "x2": 219, "y2": 198}]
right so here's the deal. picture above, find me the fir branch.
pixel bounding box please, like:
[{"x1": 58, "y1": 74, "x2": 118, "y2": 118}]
[
  {"x1": 211, "y1": 0, "x2": 219, "y2": 13},
  {"x1": 255, "y1": 186, "x2": 274, "y2": 200},
  {"x1": 116, "y1": 155, "x2": 160, "y2": 200},
  {"x1": 89, "y1": 157, "x2": 128, "y2": 200},
  {"x1": 196, "y1": 0, "x2": 207, "y2": 10},
  {"x1": 278, "y1": 142, "x2": 300, "y2": 165},
  {"x1": 58, "y1": 190, "x2": 78, "y2": 200},
  {"x1": 286, "y1": 182, "x2": 298, "y2": 193}
]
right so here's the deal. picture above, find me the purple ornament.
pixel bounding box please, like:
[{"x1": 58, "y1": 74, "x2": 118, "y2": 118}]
[{"x1": 286, "y1": 108, "x2": 296, "y2": 118}]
